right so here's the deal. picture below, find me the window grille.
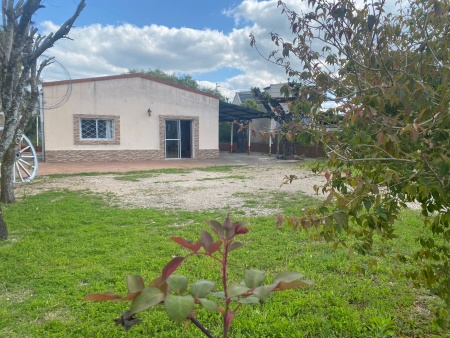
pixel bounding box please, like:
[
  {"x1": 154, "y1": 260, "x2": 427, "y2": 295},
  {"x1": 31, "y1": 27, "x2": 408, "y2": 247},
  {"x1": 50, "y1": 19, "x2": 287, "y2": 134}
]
[{"x1": 80, "y1": 119, "x2": 113, "y2": 139}]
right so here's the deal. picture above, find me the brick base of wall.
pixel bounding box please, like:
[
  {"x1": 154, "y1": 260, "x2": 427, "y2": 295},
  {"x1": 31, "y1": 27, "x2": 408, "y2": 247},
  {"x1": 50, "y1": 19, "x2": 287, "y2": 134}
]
[
  {"x1": 45, "y1": 149, "x2": 220, "y2": 162},
  {"x1": 45, "y1": 150, "x2": 165, "y2": 162},
  {"x1": 196, "y1": 149, "x2": 219, "y2": 159}
]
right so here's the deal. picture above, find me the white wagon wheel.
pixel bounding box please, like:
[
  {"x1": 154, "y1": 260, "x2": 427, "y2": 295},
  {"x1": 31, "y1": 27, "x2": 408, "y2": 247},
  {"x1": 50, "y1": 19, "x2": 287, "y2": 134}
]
[{"x1": 13, "y1": 134, "x2": 39, "y2": 183}]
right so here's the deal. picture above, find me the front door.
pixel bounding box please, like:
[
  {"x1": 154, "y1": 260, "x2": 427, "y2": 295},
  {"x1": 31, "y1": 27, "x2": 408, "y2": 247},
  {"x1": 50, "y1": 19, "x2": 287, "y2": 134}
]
[{"x1": 165, "y1": 120, "x2": 192, "y2": 159}]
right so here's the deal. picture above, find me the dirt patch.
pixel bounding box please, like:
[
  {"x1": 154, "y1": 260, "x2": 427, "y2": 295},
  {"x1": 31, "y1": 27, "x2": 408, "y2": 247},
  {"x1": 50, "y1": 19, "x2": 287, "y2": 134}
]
[{"x1": 16, "y1": 163, "x2": 326, "y2": 215}]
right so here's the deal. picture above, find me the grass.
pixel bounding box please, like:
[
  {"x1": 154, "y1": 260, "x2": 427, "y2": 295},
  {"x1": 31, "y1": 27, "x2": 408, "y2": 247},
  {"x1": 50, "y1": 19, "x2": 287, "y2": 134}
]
[{"x1": 0, "y1": 185, "x2": 448, "y2": 337}]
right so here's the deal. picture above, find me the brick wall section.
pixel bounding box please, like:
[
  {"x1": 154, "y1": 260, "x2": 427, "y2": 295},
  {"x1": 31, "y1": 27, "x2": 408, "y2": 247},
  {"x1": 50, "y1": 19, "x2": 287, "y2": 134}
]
[
  {"x1": 196, "y1": 149, "x2": 219, "y2": 159},
  {"x1": 73, "y1": 114, "x2": 121, "y2": 145},
  {"x1": 46, "y1": 150, "x2": 164, "y2": 162}
]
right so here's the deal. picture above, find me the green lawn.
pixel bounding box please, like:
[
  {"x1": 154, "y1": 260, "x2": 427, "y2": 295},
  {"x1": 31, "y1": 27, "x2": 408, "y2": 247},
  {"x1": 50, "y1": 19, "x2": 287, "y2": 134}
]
[{"x1": 0, "y1": 182, "x2": 447, "y2": 337}]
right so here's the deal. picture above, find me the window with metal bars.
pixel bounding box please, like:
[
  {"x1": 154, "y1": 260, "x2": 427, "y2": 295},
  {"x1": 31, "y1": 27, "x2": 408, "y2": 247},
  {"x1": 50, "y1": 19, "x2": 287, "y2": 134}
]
[{"x1": 80, "y1": 119, "x2": 113, "y2": 140}]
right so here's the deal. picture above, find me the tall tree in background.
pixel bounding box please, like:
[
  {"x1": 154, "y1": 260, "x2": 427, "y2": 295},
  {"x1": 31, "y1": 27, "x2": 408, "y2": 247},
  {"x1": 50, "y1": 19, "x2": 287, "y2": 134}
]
[
  {"x1": 128, "y1": 68, "x2": 229, "y2": 101},
  {"x1": 252, "y1": 0, "x2": 450, "y2": 325},
  {"x1": 0, "y1": 0, "x2": 86, "y2": 240}
]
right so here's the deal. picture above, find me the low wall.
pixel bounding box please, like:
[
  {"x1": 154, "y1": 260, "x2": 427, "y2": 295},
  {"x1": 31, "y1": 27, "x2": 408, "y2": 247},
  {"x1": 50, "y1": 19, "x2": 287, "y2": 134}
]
[
  {"x1": 45, "y1": 149, "x2": 219, "y2": 162},
  {"x1": 219, "y1": 143, "x2": 326, "y2": 158}
]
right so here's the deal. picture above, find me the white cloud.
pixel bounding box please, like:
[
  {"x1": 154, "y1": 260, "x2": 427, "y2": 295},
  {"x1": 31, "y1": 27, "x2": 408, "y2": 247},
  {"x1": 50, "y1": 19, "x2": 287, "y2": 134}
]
[{"x1": 39, "y1": 0, "x2": 304, "y2": 96}]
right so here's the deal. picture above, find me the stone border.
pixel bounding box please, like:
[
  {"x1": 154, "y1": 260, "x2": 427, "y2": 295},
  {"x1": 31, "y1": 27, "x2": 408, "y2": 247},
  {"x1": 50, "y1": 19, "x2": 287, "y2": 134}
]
[
  {"x1": 45, "y1": 150, "x2": 164, "y2": 162},
  {"x1": 73, "y1": 114, "x2": 120, "y2": 145},
  {"x1": 159, "y1": 115, "x2": 199, "y2": 158}
]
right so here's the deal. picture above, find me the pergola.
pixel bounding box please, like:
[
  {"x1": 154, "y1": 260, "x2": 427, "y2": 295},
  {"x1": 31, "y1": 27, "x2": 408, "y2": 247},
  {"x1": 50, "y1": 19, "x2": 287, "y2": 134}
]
[{"x1": 218, "y1": 101, "x2": 274, "y2": 154}]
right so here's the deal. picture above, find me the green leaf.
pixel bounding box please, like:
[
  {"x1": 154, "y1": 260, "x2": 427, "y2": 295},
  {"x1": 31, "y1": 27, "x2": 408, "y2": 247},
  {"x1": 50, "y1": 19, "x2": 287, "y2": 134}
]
[
  {"x1": 363, "y1": 199, "x2": 372, "y2": 212},
  {"x1": 167, "y1": 275, "x2": 188, "y2": 294},
  {"x1": 126, "y1": 275, "x2": 145, "y2": 294},
  {"x1": 211, "y1": 291, "x2": 225, "y2": 299},
  {"x1": 164, "y1": 294, "x2": 195, "y2": 323},
  {"x1": 227, "y1": 284, "x2": 250, "y2": 298},
  {"x1": 367, "y1": 15, "x2": 376, "y2": 31},
  {"x1": 229, "y1": 241, "x2": 243, "y2": 251},
  {"x1": 190, "y1": 280, "x2": 215, "y2": 298},
  {"x1": 199, "y1": 298, "x2": 219, "y2": 312},
  {"x1": 238, "y1": 296, "x2": 260, "y2": 304},
  {"x1": 244, "y1": 269, "x2": 266, "y2": 288},
  {"x1": 273, "y1": 271, "x2": 304, "y2": 285},
  {"x1": 129, "y1": 287, "x2": 164, "y2": 315},
  {"x1": 333, "y1": 212, "x2": 348, "y2": 231},
  {"x1": 252, "y1": 284, "x2": 276, "y2": 301}
]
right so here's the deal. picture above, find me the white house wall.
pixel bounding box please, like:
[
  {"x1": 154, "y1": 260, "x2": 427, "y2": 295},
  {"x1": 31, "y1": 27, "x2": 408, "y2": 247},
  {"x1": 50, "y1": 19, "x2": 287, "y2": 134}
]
[{"x1": 43, "y1": 75, "x2": 219, "y2": 162}]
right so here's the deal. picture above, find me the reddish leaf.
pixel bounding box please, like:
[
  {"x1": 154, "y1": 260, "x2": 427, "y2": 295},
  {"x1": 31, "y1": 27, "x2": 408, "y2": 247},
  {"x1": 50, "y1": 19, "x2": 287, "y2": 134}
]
[
  {"x1": 170, "y1": 237, "x2": 202, "y2": 252},
  {"x1": 223, "y1": 215, "x2": 233, "y2": 229},
  {"x1": 207, "y1": 240, "x2": 222, "y2": 255},
  {"x1": 301, "y1": 219, "x2": 311, "y2": 230},
  {"x1": 149, "y1": 275, "x2": 164, "y2": 287},
  {"x1": 149, "y1": 275, "x2": 168, "y2": 294},
  {"x1": 325, "y1": 170, "x2": 331, "y2": 181},
  {"x1": 376, "y1": 132, "x2": 384, "y2": 146},
  {"x1": 201, "y1": 230, "x2": 214, "y2": 252},
  {"x1": 84, "y1": 292, "x2": 122, "y2": 302},
  {"x1": 225, "y1": 311, "x2": 236, "y2": 328},
  {"x1": 225, "y1": 225, "x2": 235, "y2": 240},
  {"x1": 276, "y1": 214, "x2": 284, "y2": 229},
  {"x1": 207, "y1": 220, "x2": 224, "y2": 239},
  {"x1": 121, "y1": 291, "x2": 141, "y2": 301},
  {"x1": 234, "y1": 222, "x2": 248, "y2": 235},
  {"x1": 289, "y1": 217, "x2": 299, "y2": 231},
  {"x1": 162, "y1": 256, "x2": 185, "y2": 281},
  {"x1": 274, "y1": 280, "x2": 314, "y2": 291}
]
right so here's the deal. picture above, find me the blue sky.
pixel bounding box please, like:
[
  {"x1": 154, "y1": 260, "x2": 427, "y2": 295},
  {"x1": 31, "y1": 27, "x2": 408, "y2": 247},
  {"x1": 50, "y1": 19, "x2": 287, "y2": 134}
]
[
  {"x1": 38, "y1": 1, "x2": 239, "y2": 32},
  {"x1": 33, "y1": 0, "x2": 305, "y2": 99}
]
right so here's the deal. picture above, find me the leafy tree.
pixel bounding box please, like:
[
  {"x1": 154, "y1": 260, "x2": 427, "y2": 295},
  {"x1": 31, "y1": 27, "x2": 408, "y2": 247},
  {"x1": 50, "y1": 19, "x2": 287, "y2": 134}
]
[
  {"x1": 252, "y1": 0, "x2": 450, "y2": 325},
  {"x1": 0, "y1": 0, "x2": 85, "y2": 239},
  {"x1": 240, "y1": 97, "x2": 258, "y2": 110}
]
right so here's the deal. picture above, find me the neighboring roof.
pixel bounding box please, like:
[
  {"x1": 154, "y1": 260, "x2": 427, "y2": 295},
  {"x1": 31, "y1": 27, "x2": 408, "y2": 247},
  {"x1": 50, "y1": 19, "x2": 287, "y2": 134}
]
[
  {"x1": 233, "y1": 91, "x2": 254, "y2": 105},
  {"x1": 263, "y1": 83, "x2": 287, "y2": 97},
  {"x1": 42, "y1": 73, "x2": 219, "y2": 99},
  {"x1": 219, "y1": 101, "x2": 272, "y2": 122}
]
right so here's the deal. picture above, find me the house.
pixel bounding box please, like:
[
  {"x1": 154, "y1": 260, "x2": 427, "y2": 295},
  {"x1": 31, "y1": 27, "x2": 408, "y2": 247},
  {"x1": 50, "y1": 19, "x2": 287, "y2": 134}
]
[
  {"x1": 231, "y1": 84, "x2": 327, "y2": 158},
  {"x1": 231, "y1": 85, "x2": 284, "y2": 153},
  {"x1": 42, "y1": 74, "x2": 219, "y2": 162}
]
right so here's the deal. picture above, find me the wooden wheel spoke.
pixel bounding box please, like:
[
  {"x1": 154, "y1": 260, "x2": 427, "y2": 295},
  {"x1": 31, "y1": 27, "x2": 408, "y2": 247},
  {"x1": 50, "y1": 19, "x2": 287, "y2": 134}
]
[
  {"x1": 19, "y1": 145, "x2": 31, "y2": 153},
  {"x1": 15, "y1": 163, "x2": 25, "y2": 182},
  {"x1": 16, "y1": 162, "x2": 31, "y2": 178}
]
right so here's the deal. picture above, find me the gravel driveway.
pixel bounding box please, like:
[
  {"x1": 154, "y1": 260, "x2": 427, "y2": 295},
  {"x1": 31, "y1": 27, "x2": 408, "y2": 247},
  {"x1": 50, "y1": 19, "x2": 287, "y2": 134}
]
[{"x1": 17, "y1": 161, "x2": 326, "y2": 215}]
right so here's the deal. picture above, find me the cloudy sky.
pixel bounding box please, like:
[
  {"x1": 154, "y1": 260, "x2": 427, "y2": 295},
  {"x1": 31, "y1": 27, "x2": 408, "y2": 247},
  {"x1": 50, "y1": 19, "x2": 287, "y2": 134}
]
[{"x1": 34, "y1": 0, "x2": 306, "y2": 100}]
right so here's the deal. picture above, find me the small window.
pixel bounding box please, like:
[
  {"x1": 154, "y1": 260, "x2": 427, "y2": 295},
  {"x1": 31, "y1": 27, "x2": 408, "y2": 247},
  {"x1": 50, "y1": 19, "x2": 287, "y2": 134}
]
[{"x1": 80, "y1": 119, "x2": 114, "y2": 140}]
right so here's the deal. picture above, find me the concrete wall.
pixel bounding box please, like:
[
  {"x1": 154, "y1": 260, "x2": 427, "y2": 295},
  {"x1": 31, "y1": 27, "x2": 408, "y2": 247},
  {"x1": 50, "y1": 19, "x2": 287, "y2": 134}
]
[{"x1": 43, "y1": 75, "x2": 219, "y2": 162}]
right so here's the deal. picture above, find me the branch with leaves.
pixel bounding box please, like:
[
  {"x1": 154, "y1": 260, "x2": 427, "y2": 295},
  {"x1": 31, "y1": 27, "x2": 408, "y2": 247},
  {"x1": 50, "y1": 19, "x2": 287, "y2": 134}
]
[{"x1": 85, "y1": 216, "x2": 313, "y2": 337}]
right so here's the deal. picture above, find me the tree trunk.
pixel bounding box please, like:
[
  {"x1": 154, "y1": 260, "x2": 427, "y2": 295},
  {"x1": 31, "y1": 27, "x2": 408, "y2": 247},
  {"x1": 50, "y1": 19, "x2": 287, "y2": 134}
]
[
  {"x1": 0, "y1": 207, "x2": 8, "y2": 240},
  {"x1": 1, "y1": 143, "x2": 17, "y2": 203}
]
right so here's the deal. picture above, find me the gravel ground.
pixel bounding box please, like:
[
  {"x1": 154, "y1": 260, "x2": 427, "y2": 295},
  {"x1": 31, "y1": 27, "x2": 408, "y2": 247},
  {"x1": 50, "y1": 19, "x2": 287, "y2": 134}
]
[{"x1": 16, "y1": 162, "x2": 326, "y2": 215}]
